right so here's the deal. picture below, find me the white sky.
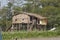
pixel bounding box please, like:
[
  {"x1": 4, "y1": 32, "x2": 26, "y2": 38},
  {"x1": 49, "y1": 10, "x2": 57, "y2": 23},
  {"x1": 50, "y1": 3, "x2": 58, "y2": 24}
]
[
  {"x1": 0, "y1": 0, "x2": 8, "y2": 7},
  {"x1": 0, "y1": 0, "x2": 27, "y2": 7}
]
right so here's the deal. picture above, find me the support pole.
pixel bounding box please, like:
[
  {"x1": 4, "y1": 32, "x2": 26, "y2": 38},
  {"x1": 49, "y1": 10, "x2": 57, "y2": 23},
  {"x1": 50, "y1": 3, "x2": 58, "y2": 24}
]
[
  {"x1": 19, "y1": 23, "x2": 20, "y2": 31},
  {"x1": 11, "y1": 24, "x2": 14, "y2": 31},
  {"x1": 27, "y1": 23, "x2": 30, "y2": 31},
  {"x1": 16, "y1": 24, "x2": 17, "y2": 31},
  {"x1": 44, "y1": 25, "x2": 46, "y2": 31}
]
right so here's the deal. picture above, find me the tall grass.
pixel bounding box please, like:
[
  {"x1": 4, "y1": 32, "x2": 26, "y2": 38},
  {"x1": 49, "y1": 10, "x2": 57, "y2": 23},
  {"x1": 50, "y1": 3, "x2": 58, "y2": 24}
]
[{"x1": 2, "y1": 31, "x2": 60, "y2": 40}]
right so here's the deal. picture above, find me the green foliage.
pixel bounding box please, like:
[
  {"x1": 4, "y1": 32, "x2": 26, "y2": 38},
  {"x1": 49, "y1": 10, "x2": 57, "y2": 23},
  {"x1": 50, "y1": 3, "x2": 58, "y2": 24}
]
[
  {"x1": 40, "y1": 0, "x2": 60, "y2": 7},
  {"x1": 13, "y1": 6, "x2": 22, "y2": 12},
  {"x1": 7, "y1": 2, "x2": 13, "y2": 8},
  {"x1": 2, "y1": 31, "x2": 60, "y2": 40},
  {"x1": 0, "y1": 0, "x2": 60, "y2": 31},
  {"x1": 22, "y1": 0, "x2": 60, "y2": 30}
]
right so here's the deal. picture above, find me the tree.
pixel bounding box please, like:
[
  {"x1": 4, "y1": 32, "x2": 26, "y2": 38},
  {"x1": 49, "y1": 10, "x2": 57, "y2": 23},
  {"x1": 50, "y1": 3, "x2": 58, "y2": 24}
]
[{"x1": 23, "y1": 0, "x2": 60, "y2": 30}]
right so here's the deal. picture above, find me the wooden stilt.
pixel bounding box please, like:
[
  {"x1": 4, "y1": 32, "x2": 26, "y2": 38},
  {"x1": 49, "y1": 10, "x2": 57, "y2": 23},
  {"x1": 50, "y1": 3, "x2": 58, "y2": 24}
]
[
  {"x1": 27, "y1": 23, "x2": 30, "y2": 31},
  {"x1": 11, "y1": 24, "x2": 14, "y2": 31},
  {"x1": 30, "y1": 17, "x2": 34, "y2": 31},
  {"x1": 40, "y1": 25, "x2": 42, "y2": 31},
  {"x1": 21, "y1": 24, "x2": 22, "y2": 30},
  {"x1": 42, "y1": 25, "x2": 46, "y2": 31},
  {"x1": 38, "y1": 25, "x2": 40, "y2": 31},
  {"x1": 17, "y1": 24, "x2": 19, "y2": 31},
  {"x1": 19, "y1": 24, "x2": 20, "y2": 31},
  {"x1": 17, "y1": 24, "x2": 18, "y2": 31},
  {"x1": 16, "y1": 24, "x2": 17, "y2": 31},
  {"x1": 30, "y1": 23, "x2": 33, "y2": 31},
  {"x1": 43, "y1": 25, "x2": 44, "y2": 31},
  {"x1": 20, "y1": 24, "x2": 22, "y2": 30},
  {"x1": 44, "y1": 25, "x2": 46, "y2": 31}
]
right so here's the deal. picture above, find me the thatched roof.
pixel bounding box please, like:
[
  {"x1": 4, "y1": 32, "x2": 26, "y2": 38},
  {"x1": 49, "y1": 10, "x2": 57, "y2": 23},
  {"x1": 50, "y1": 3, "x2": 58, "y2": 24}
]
[{"x1": 13, "y1": 11, "x2": 47, "y2": 19}]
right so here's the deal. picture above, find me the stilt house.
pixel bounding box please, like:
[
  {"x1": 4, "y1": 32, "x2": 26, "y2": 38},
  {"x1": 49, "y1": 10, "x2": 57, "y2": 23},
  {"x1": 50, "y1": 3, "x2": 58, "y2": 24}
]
[{"x1": 8, "y1": 12, "x2": 48, "y2": 31}]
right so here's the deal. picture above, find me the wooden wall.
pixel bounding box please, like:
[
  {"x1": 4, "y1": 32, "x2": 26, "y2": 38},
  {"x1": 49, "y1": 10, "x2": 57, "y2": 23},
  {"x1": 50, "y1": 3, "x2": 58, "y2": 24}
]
[{"x1": 12, "y1": 14, "x2": 30, "y2": 23}]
